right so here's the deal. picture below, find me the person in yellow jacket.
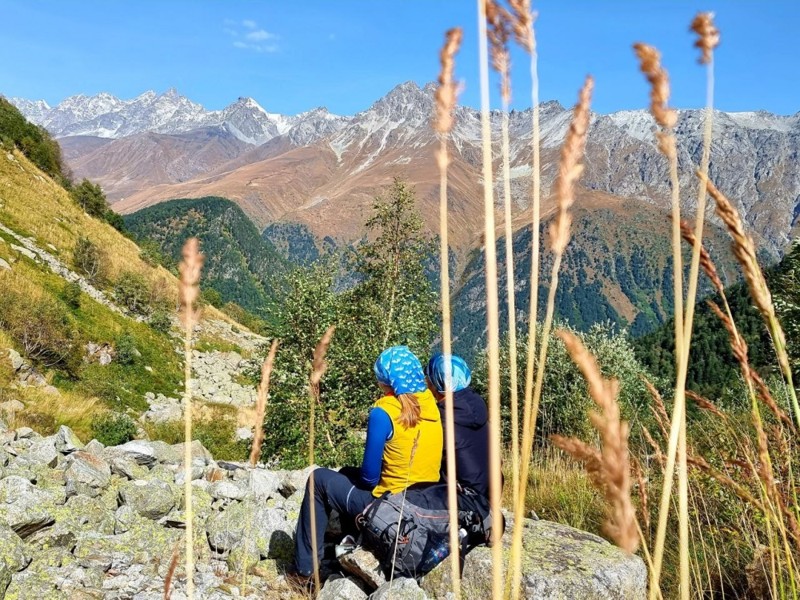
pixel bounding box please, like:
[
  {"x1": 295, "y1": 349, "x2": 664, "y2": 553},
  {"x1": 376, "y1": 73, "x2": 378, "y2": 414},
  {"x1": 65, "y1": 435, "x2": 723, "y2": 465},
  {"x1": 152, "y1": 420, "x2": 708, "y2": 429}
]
[{"x1": 291, "y1": 345, "x2": 443, "y2": 582}]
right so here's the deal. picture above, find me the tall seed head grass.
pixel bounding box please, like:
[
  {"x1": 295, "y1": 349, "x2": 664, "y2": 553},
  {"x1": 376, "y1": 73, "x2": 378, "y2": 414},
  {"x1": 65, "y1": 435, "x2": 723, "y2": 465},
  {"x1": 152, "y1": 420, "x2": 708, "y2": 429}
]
[
  {"x1": 690, "y1": 12, "x2": 720, "y2": 64},
  {"x1": 179, "y1": 238, "x2": 203, "y2": 328},
  {"x1": 551, "y1": 330, "x2": 639, "y2": 554},
  {"x1": 249, "y1": 339, "x2": 278, "y2": 467},
  {"x1": 551, "y1": 76, "x2": 594, "y2": 255},
  {"x1": 434, "y1": 27, "x2": 463, "y2": 138},
  {"x1": 485, "y1": 0, "x2": 513, "y2": 102}
]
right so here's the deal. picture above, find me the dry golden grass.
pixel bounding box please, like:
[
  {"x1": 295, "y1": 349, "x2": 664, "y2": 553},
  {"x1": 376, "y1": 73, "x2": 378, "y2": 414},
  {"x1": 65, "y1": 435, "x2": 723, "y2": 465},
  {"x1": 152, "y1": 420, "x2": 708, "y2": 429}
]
[
  {"x1": 178, "y1": 237, "x2": 203, "y2": 600},
  {"x1": 551, "y1": 330, "x2": 638, "y2": 554},
  {"x1": 477, "y1": 0, "x2": 504, "y2": 595},
  {"x1": 308, "y1": 325, "x2": 335, "y2": 591},
  {"x1": 249, "y1": 339, "x2": 278, "y2": 467},
  {"x1": 434, "y1": 25, "x2": 464, "y2": 600}
]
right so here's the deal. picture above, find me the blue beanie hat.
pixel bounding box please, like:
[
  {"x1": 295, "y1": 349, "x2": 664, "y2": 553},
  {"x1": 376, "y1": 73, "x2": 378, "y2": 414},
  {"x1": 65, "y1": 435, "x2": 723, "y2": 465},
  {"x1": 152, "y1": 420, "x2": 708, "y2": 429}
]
[
  {"x1": 425, "y1": 353, "x2": 472, "y2": 393},
  {"x1": 374, "y1": 346, "x2": 428, "y2": 395}
]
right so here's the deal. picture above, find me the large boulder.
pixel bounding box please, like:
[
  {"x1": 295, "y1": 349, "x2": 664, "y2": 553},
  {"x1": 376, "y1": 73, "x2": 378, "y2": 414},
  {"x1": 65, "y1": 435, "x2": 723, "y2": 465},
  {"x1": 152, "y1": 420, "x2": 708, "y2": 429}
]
[
  {"x1": 118, "y1": 479, "x2": 176, "y2": 520},
  {"x1": 0, "y1": 524, "x2": 30, "y2": 572},
  {"x1": 206, "y1": 500, "x2": 293, "y2": 561},
  {"x1": 318, "y1": 576, "x2": 369, "y2": 600},
  {"x1": 371, "y1": 578, "x2": 428, "y2": 600},
  {"x1": 0, "y1": 476, "x2": 59, "y2": 538},
  {"x1": 421, "y1": 519, "x2": 647, "y2": 600},
  {"x1": 54, "y1": 425, "x2": 84, "y2": 454},
  {"x1": 64, "y1": 451, "x2": 111, "y2": 498}
]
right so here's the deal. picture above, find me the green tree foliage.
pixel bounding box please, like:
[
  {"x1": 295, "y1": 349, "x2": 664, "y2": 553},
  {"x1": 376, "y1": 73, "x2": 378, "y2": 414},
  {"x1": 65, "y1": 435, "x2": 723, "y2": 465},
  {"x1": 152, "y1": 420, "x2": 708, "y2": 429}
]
[
  {"x1": 631, "y1": 246, "x2": 800, "y2": 401},
  {"x1": 123, "y1": 197, "x2": 287, "y2": 317},
  {"x1": 72, "y1": 236, "x2": 107, "y2": 283},
  {"x1": 71, "y1": 179, "x2": 108, "y2": 218},
  {"x1": 113, "y1": 271, "x2": 151, "y2": 316},
  {"x1": 259, "y1": 180, "x2": 438, "y2": 467},
  {"x1": 473, "y1": 323, "x2": 659, "y2": 443},
  {"x1": 0, "y1": 98, "x2": 67, "y2": 185}
]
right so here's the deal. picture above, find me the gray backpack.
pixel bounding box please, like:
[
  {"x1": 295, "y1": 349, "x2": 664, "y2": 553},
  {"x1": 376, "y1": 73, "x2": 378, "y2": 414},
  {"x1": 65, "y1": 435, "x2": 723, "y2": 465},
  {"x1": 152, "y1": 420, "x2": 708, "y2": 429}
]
[{"x1": 356, "y1": 483, "x2": 497, "y2": 579}]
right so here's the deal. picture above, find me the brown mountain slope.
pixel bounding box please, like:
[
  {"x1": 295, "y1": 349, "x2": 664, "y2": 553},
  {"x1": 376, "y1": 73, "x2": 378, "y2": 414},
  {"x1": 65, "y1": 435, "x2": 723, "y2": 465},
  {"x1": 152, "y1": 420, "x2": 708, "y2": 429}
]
[{"x1": 68, "y1": 126, "x2": 252, "y2": 199}]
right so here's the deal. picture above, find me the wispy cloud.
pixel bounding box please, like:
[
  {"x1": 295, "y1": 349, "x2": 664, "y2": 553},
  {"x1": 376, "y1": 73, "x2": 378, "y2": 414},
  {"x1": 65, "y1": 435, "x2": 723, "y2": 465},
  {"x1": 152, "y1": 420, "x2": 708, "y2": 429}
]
[{"x1": 224, "y1": 19, "x2": 279, "y2": 53}]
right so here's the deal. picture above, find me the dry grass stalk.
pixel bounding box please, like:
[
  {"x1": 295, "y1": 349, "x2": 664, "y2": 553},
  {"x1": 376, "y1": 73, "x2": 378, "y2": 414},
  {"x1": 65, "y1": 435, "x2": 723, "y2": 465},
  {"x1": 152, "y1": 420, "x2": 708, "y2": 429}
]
[
  {"x1": 308, "y1": 325, "x2": 335, "y2": 592},
  {"x1": 485, "y1": 0, "x2": 512, "y2": 103},
  {"x1": 509, "y1": 75, "x2": 594, "y2": 598},
  {"x1": 486, "y1": 0, "x2": 520, "y2": 515},
  {"x1": 434, "y1": 25, "x2": 464, "y2": 599},
  {"x1": 690, "y1": 12, "x2": 720, "y2": 64},
  {"x1": 685, "y1": 390, "x2": 726, "y2": 420},
  {"x1": 507, "y1": 5, "x2": 541, "y2": 597},
  {"x1": 632, "y1": 457, "x2": 651, "y2": 532},
  {"x1": 643, "y1": 378, "x2": 670, "y2": 438},
  {"x1": 249, "y1": 339, "x2": 278, "y2": 467},
  {"x1": 641, "y1": 426, "x2": 665, "y2": 469},
  {"x1": 678, "y1": 219, "x2": 723, "y2": 293},
  {"x1": 704, "y1": 175, "x2": 800, "y2": 428},
  {"x1": 549, "y1": 77, "x2": 593, "y2": 255},
  {"x1": 163, "y1": 540, "x2": 182, "y2": 600},
  {"x1": 477, "y1": 0, "x2": 504, "y2": 594},
  {"x1": 551, "y1": 330, "x2": 639, "y2": 553},
  {"x1": 634, "y1": 39, "x2": 694, "y2": 599},
  {"x1": 179, "y1": 237, "x2": 203, "y2": 600}
]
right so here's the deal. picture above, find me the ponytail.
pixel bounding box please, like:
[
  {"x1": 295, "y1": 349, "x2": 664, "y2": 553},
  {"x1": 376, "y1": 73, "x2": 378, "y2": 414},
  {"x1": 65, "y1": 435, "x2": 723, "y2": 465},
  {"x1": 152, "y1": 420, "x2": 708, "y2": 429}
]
[{"x1": 396, "y1": 393, "x2": 421, "y2": 429}]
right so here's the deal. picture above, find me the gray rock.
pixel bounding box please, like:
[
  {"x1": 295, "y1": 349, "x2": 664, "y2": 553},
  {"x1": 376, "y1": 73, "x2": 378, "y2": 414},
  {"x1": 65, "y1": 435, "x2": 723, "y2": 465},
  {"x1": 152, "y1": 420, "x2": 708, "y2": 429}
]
[
  {"x1": 0, "y1": 523, "x2": 30, "y2": 571},
  {"x1": 5, "y1": 349, "x2": 23, "y2": 371},
  {"x1": 172, "y1": 439, "x2": 213, "y2": 467},
  {"x1": 235, "y1": 426, "x2": 254, "y2": 441},
  {"x1": 371, "y1": 578, "x2": 427, "y2": 600},
  {"x1": 339, "y1": 547, "x2": 387, "y2": 590},
  {"x1": 114, "y1": 505, "x2": 140, "y2": 534},
  {"x1": 209, "y1": 480, "x2": 247, "y2": 501},
  {"x1": 14, "y1": 427, "x2": 35, "y2": 439},
  {"x1": 115, "y1": 439, "x2": 180, "y2": 466},
  {"x1": 0, "y1": 559, "x2": 10, "y2": 599},
  {"x1": 249, "y1": 469, "x2": 281, "y2": 502},
  {"x1": 118, "y1": 479, "x2": 176, "y2": 519},
  {"x1": 64, "y1": 451, "x2": 111, "y2": 497},
  {"x1": 0, "y1": 257, "x2": 10, "y2": 271},
  {"x1": 206, "y1": 500, "x2": 293, "y2": 560},
  {"x1": 104, "y1": 449, "x2": 148, "y2": 480},
  {"x1": 85, "y1": 439, "x2": 105, "y2": 455},
  {"x1": 319, "y1": 577, "x2": 369, "y2": 600},
  {"x1": 55, "y1": 424, "x2": 84, "y2": 454},
  {"x1": 0, "y1": 476, "x2": 57, "y2": 537},
  {"x1": 421, "y1": 520, "x2": 647, "y2": 600},
  {"x1": 16, "y1": 437, "x2": 58, "y2": 468}
]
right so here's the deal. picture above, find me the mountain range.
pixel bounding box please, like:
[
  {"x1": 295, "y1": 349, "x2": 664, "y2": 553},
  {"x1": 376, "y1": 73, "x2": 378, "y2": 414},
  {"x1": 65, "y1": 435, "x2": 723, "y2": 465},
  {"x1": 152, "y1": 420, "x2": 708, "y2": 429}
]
[{"x1": 9, "y1": 84, "x2": 799, "y2": 338}]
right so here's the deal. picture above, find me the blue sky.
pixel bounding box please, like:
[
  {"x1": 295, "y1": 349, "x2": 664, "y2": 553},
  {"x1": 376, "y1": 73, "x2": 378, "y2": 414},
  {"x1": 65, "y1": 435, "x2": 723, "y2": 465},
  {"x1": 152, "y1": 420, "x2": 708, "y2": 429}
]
[{"x1": 2, "y1": 1, "x2": 798, "y2": 116}]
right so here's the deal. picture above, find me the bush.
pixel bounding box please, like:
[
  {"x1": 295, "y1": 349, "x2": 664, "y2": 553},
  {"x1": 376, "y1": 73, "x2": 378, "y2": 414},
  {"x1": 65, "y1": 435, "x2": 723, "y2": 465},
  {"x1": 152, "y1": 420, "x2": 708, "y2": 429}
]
[
  {"x1": 73, "y1": 237, "x2": 106, "y2": 283},
  {"x1": 115, "y1": 333, "x2": 137, "y2": 365},
  {"x1": 114, "y1": 271, "x2": 151, "y2": 315},
  {"x1": 0, "y1": 287, "x2": 82, "y2": 373},
  {"x1": 61, "y1": 280, "x2": 82, "y2": 309},
  {"x1": 201, "y1": 288, "x2": 224, "y2": 308},
  {"x1": 148, "y1": 309, "x2": 172, "y2": 333},
  {"x1": 91, "y1": 412, "x2": 137, "y2": 446}
]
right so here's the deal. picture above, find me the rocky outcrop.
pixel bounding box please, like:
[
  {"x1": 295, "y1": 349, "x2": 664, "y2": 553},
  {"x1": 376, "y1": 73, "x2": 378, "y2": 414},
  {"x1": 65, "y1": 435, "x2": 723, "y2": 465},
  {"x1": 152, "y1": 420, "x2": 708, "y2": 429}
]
[{"x1": 0, "y1": 422, "x2": 648, "y2": 599}]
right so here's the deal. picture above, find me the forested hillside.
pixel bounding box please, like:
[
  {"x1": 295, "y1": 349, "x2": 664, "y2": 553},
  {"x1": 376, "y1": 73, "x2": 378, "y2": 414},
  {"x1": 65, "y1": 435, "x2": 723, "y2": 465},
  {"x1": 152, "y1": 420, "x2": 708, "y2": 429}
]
[{"x1": 124, "y1": 197, "x2": 288, "y2": 319}]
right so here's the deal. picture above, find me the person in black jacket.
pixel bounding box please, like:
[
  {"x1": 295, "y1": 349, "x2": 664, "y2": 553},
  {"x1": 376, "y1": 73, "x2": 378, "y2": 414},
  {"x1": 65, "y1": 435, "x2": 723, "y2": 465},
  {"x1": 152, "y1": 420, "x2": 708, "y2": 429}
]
[{"x1": 424, "y1": 353, "x2": 490, "y2": 499}]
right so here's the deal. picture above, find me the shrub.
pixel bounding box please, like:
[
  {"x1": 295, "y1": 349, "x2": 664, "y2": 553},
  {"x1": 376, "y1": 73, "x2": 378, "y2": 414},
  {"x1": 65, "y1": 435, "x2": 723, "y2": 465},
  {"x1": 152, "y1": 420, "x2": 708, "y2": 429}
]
[
  {"x1": 201, "y1": 288, "x2": 224, "y2": 308},
  {"x1": 61, "y1": 280, "x2": 82, "y2": 309},
  {"x1": 148, "y1": 309, "x2": 172, "y2": 333},
  {"x1": 114, "y1": 271, "x2": 151, "y2": 315},
  {"x1": 0, "y1": 287, "x2": 81, "y2": 373},
  {"x1": 90, "y1": 412, "x2": 137, "y2": 446},
  {"x1": 73, "y1": 237, "x2": 106, "y2": 283},
  {"x1": 115, "y1": 333, "x2": 137, "y2": 365}
]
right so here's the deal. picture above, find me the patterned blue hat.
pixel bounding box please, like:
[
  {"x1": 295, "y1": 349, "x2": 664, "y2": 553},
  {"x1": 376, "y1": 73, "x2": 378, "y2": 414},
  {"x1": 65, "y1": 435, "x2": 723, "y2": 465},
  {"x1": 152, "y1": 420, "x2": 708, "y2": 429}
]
[
  {"x1": 374, "y1": 346, "x2": 428, "y2": 395},
  {"x1": 425, "y1": 353, "x2": 472, "y2": 393}
]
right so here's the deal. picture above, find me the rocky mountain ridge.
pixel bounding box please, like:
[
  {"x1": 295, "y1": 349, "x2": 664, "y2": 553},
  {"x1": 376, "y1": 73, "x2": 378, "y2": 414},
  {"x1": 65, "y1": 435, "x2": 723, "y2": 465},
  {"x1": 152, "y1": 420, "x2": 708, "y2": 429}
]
[{"x1": 11, "y1": 84, "x2": 798, "y2": 257}]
